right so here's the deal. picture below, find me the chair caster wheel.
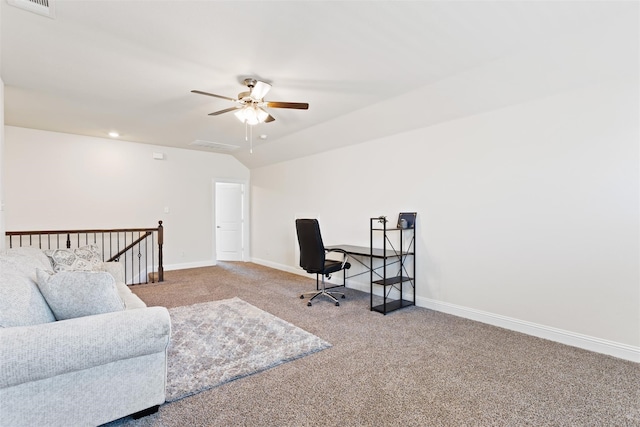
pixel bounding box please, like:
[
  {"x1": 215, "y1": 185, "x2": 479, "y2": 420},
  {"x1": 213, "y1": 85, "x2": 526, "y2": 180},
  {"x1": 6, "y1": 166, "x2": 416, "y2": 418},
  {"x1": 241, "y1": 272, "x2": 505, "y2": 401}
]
[
  {"x1": 307, "y1": 302, "x2": 312, "y2": 307},
  {"x1": 300, "y1": 295, "x2": 304, "y2": 299},
  {"x1": 335, "y1": 302, "x2": 340, "y2": 306},
  {"x1": 341, "y1": 295, "x2": 346, "y2": 299}
]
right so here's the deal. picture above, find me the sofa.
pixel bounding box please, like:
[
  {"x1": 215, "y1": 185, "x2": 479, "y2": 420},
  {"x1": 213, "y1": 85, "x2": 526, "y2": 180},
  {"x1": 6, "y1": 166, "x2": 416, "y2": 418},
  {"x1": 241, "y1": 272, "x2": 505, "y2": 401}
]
[{"x1": 0, "y1": 246, "x2": 172, "y2": 427}]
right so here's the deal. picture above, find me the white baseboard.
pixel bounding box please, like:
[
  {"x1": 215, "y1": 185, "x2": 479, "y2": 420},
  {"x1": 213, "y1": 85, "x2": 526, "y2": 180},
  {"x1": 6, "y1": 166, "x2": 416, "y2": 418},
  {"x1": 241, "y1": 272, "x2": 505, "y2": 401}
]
[
  {"x1": 252, "y1": 257, "x2": 309, "y2": 277},
  {"x1": 418, "y1": 297, "x2": 640, "y2": 363},
  {"x1": 252, "y1": 257, "x2": 639, "y2": 363},
  {"x1": 163, "y1": 260, "x2": 216, "y2": 271}
]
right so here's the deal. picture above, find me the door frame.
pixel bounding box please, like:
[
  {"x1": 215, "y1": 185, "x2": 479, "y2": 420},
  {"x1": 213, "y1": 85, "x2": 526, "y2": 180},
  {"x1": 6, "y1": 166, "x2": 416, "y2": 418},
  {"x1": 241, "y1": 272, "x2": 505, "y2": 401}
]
[{"x1": 213, "y1": 178, "x2": 250, "y2": 262}]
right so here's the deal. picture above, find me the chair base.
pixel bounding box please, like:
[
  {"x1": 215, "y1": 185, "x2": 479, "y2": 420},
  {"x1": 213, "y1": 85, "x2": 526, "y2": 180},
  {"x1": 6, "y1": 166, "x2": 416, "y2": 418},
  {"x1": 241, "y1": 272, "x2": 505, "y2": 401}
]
[
  {"x1": 300, "y1": 289, "x2": 345, "y2": 306},
  {"x1": 301, "y1": 272, "x2": 346, "y2": 306}
]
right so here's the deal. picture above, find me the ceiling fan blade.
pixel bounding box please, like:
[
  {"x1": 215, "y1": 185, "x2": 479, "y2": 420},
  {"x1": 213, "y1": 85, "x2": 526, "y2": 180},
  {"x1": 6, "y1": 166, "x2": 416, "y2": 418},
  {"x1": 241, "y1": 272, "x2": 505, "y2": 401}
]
[
  {"x1": 191, "y1": 90, "x2": 237, "y2": 102},
  {"x1": 265, "y1": 101, "x2": 309, "y2": 110},
  {"x1": 250, "y1": 81, "x2": 272, "y2": 100},
  {"x1": 208, "y1": 106, "x2": 241, "y2": 116},
  {"x1": 264, "y1": 114, "x2": 276, "y2": 123}
]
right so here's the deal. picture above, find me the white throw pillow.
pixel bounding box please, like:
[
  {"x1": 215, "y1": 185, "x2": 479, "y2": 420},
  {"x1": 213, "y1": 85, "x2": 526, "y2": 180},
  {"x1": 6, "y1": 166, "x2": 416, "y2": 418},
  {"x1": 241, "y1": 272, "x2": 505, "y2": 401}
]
[
  {"x1": 35, "y1": 269, "x2": 125, "y2": 320},
  {"x1": 44, "y1": 244, "x2": 104, "y2": 273}
]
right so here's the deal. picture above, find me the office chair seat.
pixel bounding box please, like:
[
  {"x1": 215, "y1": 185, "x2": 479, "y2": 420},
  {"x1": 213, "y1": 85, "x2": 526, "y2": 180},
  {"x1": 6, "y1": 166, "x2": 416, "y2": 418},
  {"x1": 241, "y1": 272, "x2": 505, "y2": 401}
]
[{"x1": 310, "y1": 259, "x2": 350, "y2": 276}]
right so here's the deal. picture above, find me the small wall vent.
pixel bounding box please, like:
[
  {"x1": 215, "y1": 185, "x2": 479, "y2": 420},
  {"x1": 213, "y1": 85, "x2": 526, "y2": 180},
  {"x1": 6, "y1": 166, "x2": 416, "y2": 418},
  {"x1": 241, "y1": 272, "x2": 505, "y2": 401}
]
[
  {"x1": 189, "y1": 140, "x2": 240, "y2": 152},
  {"x1": 8, "y1": 0, "x2": 56, "y2": 18}
]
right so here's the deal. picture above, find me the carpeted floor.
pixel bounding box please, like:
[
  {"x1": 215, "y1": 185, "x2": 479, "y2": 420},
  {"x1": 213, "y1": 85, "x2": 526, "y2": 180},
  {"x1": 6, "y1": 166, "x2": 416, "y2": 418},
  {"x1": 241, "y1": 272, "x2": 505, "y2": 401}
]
[{"x1": 109, "y1": 262, "x2": 640, "y2": 427}]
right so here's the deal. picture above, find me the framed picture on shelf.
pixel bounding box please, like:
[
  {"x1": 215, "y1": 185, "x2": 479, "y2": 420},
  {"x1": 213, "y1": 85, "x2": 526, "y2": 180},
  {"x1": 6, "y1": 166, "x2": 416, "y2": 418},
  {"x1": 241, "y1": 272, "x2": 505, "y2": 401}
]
[{"x1": 397, "y1": 212, "x2": 417, "y2": 229}]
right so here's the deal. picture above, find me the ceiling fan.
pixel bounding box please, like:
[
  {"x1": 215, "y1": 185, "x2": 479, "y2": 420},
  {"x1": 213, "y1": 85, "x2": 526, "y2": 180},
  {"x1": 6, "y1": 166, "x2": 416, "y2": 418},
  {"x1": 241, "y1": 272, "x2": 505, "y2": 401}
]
[{"x1": 191, "y1": 78, "x2": 309, "y2": 125}]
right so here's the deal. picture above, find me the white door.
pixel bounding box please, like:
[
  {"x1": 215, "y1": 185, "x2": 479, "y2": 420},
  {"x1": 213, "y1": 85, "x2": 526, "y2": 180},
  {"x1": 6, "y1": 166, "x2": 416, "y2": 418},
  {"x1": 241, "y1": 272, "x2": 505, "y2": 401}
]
[{"x1": 215, "y1": 182, "x2": 243, "y2": 261}]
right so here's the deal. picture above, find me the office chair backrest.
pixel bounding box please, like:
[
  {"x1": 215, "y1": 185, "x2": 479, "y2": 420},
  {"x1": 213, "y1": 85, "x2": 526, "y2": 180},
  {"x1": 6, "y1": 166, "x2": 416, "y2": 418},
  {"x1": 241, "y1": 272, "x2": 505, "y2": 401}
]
[{"x1": 295, "y1": 219, "x2": 326, "y2": 274}]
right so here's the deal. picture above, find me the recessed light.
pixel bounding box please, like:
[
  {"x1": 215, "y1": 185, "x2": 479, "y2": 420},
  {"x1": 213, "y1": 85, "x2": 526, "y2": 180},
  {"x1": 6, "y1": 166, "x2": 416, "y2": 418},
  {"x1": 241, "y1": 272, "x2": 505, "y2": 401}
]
[
  {"x1": 108, "y1": 131, "x2": 119, "y2": 138},
  {"x1": 259, "y1": 134, "x2": 268, "y2": 140}
]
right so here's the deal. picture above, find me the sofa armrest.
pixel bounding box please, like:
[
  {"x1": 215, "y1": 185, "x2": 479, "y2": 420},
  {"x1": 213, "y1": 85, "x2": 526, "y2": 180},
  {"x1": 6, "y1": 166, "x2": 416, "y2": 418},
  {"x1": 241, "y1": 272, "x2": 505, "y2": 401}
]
[{"x1": 0, "y1": 306, "x2": 171, "y2": 388}]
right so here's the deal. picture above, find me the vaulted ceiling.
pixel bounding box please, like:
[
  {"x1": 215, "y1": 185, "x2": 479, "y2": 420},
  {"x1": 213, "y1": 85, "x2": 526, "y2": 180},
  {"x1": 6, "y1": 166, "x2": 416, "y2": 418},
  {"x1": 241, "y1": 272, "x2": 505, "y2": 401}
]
[{"x1": 1, "y1": 1, "x2": 636, "y2": 168}]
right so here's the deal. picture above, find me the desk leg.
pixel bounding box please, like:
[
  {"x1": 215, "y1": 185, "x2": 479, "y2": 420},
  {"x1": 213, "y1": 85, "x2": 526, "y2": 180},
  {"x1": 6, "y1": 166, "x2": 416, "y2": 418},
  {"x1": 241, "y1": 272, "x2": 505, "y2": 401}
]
[{"x1": 370, "y1": 255, "x2": 373, "y2": 311}]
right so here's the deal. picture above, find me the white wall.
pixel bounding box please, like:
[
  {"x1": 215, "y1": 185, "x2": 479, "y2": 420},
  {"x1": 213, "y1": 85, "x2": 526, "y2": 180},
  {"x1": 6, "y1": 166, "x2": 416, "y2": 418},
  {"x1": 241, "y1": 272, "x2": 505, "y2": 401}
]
[
  {"x1": 4, "y1": 126, "x2": 250, "y2": 268},
  {"x1": 251, "y1": 79, "x2": 639, "y2": 360}
]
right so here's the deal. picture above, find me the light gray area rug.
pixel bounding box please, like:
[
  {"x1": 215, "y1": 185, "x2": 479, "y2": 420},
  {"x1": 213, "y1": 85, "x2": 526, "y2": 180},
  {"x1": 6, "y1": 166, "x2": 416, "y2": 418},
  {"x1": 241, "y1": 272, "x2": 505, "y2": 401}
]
[{"x1": 165, "y1": 297, "x2": 330, "y2": 402}]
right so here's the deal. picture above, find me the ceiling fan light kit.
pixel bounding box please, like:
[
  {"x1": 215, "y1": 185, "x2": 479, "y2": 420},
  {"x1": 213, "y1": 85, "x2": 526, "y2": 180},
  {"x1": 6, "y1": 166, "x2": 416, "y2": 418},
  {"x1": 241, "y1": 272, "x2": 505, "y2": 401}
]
[
  {"x1": 192, "y1": 78, "x2": 308, "y2": 125},
  {"x1": 192, "y1": 77, "x2": 309, "y2": 153},
  {"x1": 234, "y1": 106, "x2": 269, "y2": 125}
]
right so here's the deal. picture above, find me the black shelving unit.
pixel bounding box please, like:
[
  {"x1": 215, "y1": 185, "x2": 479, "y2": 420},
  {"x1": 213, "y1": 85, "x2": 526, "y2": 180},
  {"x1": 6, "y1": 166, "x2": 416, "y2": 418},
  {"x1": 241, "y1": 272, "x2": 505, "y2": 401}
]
[{"x1": 370, "y1": 213, "x2": 416, "y2": 315}]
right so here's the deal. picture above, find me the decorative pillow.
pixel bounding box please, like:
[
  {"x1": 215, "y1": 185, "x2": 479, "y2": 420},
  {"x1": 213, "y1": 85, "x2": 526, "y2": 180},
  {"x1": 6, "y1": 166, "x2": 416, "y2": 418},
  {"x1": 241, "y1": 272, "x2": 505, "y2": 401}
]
[
  {"x1": 35, "y1": 269, "x2": 125, "y2": 320},
  {"x1": 44, "y1": 244, "x2": 103, "y2": 273}
]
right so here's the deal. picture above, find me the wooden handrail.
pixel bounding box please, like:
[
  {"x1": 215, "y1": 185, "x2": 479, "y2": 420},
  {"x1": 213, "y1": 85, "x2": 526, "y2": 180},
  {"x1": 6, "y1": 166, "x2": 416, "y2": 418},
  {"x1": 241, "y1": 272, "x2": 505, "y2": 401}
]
[
  {"x1": 6, "y1": 227, "x2": 159, "y2": 236},
  {"x1": 107, "y1": 231, "x2": 152, "y2": 262}
]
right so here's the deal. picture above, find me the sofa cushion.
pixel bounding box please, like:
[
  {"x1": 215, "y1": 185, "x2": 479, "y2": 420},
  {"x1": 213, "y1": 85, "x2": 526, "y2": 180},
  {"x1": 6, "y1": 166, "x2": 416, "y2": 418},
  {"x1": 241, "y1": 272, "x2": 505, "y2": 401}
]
[
  {"x1": 44, "y1": 244, "x2": 104, "y2": 273},
  {"x1": 35, "y1": 269, "x2": 125, "y2": 320},
  {"x1": 2, "y1": 246, "x2": 54, "y2": 271},
  {"x1": 0, "y1": 247, "x2": 56, "y2": 327},
  {"x1": 102, "y1": 261, "x2": 125, "y2": 284},
  {"x1": 100, "y1": 262, "x2": 146, "y2": 309}
]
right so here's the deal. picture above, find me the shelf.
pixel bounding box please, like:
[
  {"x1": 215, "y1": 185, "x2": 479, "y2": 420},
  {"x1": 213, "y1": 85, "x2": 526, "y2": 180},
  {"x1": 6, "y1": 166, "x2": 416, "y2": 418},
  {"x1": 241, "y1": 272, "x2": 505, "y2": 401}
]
[
  {"x1": 371, "y1": 299, "x2": 414, "y2": 314},
  {"x1": 370, "y1": 214, "x2": 416, "y2": 315},
  {"x1": 370, "y1": 248, "x2": 413, "y2": 258},
  {"x1": 372, "y1": 276, "x2": 413, "y2": 286}
]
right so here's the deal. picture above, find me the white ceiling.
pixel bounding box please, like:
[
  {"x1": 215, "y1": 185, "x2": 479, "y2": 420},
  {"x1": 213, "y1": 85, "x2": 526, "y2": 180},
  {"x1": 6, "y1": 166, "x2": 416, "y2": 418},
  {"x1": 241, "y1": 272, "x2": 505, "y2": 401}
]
[{"x1": 1, "y1": 1, "x2": 636, "y2": 169}]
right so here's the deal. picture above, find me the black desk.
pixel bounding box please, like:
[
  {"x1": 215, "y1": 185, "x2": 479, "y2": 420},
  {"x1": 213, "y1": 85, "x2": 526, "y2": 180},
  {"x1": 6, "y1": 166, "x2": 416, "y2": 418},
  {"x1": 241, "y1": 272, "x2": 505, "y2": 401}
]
[
  {"x1": 326, "y1": 244, "x2": 415, "y2": 314},
  {"x1": 326, "y1": 244, "x2": 408, "y2": 259},
  {"x1": 325, "y1": 244, "x2": 407, "y2": 283},
  {"x1": 327, "y1": 216, "x2": 416, "y2": 314}
]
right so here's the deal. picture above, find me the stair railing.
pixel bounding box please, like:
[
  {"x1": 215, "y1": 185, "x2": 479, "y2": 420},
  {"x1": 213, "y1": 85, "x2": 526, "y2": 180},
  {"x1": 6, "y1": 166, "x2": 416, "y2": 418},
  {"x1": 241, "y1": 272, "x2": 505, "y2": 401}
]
[{"x1": 5, "y1": 221, "x2": 164, "y2": 284}]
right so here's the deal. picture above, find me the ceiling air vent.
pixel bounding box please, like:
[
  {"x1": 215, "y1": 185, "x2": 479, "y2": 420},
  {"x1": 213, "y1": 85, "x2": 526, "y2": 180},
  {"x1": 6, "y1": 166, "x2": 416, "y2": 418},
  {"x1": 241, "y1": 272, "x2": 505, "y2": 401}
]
[
  {"x1": 189, "y1": 140, "x2": 240, "y2": 152},
  {"x1": 8, "y1": 0, "x2": 56, "y2": 18}
]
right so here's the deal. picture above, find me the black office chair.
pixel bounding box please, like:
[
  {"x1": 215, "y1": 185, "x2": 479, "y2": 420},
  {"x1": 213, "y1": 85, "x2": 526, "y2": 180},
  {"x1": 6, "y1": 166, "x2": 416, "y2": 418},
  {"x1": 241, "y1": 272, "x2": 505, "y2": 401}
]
[{"x1": 296, "y1": 219, "x2": 351, "y2": 306}]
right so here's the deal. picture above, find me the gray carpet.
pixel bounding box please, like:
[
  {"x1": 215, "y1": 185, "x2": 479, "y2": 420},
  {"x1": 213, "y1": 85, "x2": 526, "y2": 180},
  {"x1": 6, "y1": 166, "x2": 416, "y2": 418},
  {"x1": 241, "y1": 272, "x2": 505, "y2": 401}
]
[
  {"x1": 106, "y1": 262, "x2": 640, "y2": 427},
  {"x1": 166, "y1": 297, "x2": 330, "y2": 402}
]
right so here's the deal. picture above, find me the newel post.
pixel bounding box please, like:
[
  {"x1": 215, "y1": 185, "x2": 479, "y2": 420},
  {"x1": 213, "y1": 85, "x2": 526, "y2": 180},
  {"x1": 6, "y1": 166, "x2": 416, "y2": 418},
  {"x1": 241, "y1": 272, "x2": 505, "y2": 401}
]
[{"x1": 157, "y1": 220, "x2": 164, "y2": 282}]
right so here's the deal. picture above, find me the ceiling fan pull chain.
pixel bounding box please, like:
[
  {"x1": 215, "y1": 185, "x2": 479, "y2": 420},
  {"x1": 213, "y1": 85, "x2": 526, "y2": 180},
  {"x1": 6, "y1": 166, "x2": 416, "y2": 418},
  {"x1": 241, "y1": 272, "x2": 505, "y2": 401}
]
[
  {"x1": 243, "y1": 121, "x2": 253, "y2": 154},
  {"x1": 249, "y1": 122, "x2": 253, "y2": 154}
]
